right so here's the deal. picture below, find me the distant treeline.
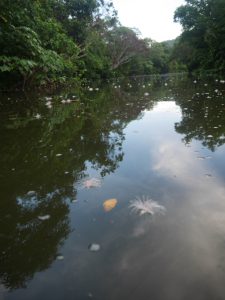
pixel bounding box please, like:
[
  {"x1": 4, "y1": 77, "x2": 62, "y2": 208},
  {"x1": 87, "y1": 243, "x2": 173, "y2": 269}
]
[{"x1": 0, "y1": 0, "x2": 224, "y2": 90}]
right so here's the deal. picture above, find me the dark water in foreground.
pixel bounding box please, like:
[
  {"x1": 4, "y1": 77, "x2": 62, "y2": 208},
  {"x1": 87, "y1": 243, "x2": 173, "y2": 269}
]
[{"x1": 1, "y1": 76, "x2": 225, "y2": 300}]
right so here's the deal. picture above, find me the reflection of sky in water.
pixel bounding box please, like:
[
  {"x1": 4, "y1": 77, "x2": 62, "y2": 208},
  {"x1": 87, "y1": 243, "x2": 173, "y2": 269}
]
[{"x1": 3, "y1": 96, "x2": 225, "y2": 300}]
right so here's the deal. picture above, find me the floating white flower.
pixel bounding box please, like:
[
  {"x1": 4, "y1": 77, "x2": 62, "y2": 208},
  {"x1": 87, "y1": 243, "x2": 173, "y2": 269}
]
[{"x1": 129, "y1": 196, "x2": 166, "y2": 216}]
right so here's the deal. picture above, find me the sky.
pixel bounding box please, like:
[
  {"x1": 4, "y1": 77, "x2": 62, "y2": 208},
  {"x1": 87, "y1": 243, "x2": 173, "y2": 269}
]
[{"x1": 112, "y1": 0, "x2": 185, "y2": 42}]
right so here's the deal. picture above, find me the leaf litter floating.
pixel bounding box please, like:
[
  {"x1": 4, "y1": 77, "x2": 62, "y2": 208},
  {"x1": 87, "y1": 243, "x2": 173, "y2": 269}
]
[
  {"x1": 88, "y1": 243, "x2": 100, "y2": 252},
  {"x1": 38, "y1": 214, "x2": 50, "y2": 221},
  {"x1": 56, "y1": 255, "x2": 64, "y2": 260},
  {"x1": 129, "y1": 196, "x2": 166, "y2": 216},
  {"x1": 27, "y1": 191, "x2": 36, "y2": 196},
  {"x1": 103, "y1": 199, "x2": 117, "y2": 212}
]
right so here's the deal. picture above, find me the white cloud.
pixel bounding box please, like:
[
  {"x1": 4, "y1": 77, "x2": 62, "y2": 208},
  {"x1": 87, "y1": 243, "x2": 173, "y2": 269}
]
[
  {"x1": 113, "y1": 0, "x2": 185, "y2": 41},
  {"x1": 151, "y1": 101, "x2": 181, "y2": 113}
]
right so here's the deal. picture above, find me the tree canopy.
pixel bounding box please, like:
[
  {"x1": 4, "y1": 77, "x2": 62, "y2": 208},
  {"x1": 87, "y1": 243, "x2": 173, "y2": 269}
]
[
  {"x1": 174, "y1": 0, "x2": 225, "y2": 73},
  {"x1": 1, "y1": 0, "x2": 225, "y2": 90}
]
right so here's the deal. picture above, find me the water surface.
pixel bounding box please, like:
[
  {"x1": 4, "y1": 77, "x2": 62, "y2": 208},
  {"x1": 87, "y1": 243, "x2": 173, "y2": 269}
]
[{"x1": 1, "y1": 76, "x2": 225, "y2": 300}]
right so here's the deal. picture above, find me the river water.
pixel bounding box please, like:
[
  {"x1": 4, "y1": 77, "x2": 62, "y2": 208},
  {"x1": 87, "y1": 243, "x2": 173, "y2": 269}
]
[{"x1": 1, "y1": 75, "x2": 225, "y2": 300}]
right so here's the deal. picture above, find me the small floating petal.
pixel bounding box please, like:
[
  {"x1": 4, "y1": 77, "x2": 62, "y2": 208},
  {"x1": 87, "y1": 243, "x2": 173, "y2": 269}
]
[
  {"x1": 88, "y1": 243, "x2": 100, "y2": 252},
  {"x1": 56, "y1": 255, "x2": 64, "y2": 260},
  {"x1": 27, "y1": 191, "x2": 36, "y2": 196},
  {"x1": 38, "y1": 214, "x2": 50, "y2": 221},
  {"x1": 35, "y1": 113, "x2": 41, "y2": 119}
]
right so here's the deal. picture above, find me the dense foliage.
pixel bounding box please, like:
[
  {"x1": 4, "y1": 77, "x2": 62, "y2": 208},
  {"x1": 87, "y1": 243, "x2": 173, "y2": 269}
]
[
  {"x1": 0, "y1": 1, "x2": 134, "y2": 89},
  {"x1": 1, "y1": 0, "x2": 225, "y2": 89},
  {"x1": 174, "y1": 0, "x2": 225, "y2": 74}
]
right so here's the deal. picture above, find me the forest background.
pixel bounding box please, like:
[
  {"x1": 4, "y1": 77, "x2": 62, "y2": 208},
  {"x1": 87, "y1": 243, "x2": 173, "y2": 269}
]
[{"x1": 0, "y1": 0, "x2": 225, "y2": 90}]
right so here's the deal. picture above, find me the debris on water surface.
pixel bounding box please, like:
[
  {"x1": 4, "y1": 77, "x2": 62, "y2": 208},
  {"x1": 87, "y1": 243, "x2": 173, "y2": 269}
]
[
  {"x1": 56, "y1": 153, "x2": 62, "y2": 157},
  {"x1": 88, "y1": 243, "x2": 100, "y2": 252},
  {"x1": 129, "y1": 196, "x2": 166, "y2": 216},
  {"x1": 56, "y1": 255, "x2": 64, "y2": 260},
  {"x1": 45, "y1": 101, "x2": 52, "y2": 109},
  {"x1": 38, "y1": 214, "x2": 50, "y2": 221},
  {"x1": 35, "y1": 113, "x2": 41, "y2": 119},
  {"x1": 103, "y1": 199, "x2": 117, "y2": 212},
  {"x1": 83, "y1": 178, "x2": 101, "y2": 189},
  {"x1": 27, "y1": 191, "x2": 36, "y2": 196}
]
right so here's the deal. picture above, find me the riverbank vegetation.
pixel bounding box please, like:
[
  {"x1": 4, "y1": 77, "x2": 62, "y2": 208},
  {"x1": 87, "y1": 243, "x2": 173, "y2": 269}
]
[
  {"x1": 0, "y1": 0, "x2": 224, "y2": 90},
  {"x1": 173, "y1": 0, "x2": 225, "y2": 75}
]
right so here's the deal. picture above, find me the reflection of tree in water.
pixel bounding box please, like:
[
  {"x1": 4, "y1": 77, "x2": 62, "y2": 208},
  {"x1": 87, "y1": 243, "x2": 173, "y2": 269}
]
[
  {"x1": 0, "y1": 190, "x2": 70, "y2": 289},
  {"x1": 173, "y1": 79, "x2": 225, "y2": 151},
  {"x1": 0, "y1": 81, "x2": 154, "y2": 290}
]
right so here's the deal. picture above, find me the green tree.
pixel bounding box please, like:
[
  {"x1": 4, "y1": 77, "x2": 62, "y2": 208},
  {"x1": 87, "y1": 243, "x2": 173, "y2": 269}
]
[
  {"x1": 174, "y1": 0, "x2": 225, "y2": 72},
  {"x1": 0, "y1": 0, "x2": 81, "y2": 89}
]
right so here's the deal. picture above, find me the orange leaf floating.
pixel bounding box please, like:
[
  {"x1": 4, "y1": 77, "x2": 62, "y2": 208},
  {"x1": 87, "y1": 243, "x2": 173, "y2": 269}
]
[{"x1": 103, "y1": 199, "x2": 117, "y2": 212}]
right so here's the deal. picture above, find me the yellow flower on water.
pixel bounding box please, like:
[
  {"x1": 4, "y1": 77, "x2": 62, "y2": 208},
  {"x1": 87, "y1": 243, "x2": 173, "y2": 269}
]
[{"x1": 103, "y1": 199, "x2": 118, "y2": 212}]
